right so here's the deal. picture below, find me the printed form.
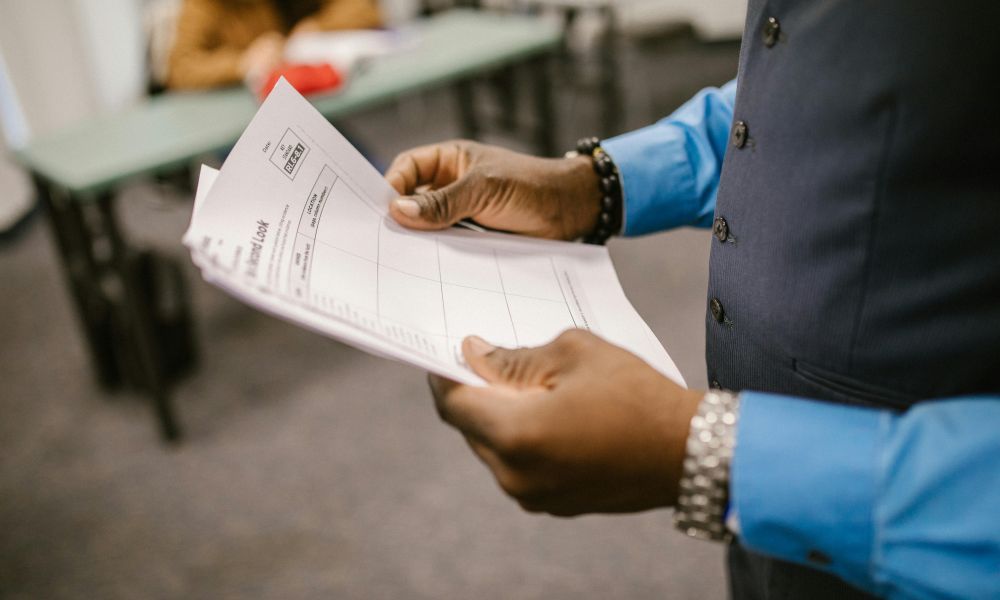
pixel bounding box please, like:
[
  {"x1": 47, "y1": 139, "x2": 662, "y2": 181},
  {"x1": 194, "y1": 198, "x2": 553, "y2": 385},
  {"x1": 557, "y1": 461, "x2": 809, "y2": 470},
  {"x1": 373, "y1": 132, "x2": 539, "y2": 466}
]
[{"x1": 184, "y1": 79, "x2": 684, "y2": 386}]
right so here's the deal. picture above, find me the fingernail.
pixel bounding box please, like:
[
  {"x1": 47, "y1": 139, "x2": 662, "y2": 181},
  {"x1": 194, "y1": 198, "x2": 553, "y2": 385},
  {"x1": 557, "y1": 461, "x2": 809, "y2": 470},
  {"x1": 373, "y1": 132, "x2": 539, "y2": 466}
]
[
  {"x1": 465, "y1": 336, "x2": 496, "y2": 357},
  {"x1": 393, "y1": 198, "x2": 421, "y2": 218}
]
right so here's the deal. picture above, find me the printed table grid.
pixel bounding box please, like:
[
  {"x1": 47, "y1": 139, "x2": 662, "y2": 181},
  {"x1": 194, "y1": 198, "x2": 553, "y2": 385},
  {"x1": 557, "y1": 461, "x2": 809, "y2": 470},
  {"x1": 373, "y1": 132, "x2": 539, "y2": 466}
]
[{"x1": 296, "y1": 165, "x2": 581, "y2": 353}]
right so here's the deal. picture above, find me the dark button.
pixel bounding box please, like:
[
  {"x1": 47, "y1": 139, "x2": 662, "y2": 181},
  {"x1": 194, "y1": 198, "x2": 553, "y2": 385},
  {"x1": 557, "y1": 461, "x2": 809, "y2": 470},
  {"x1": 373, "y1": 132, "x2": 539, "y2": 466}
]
[
  {"x1": 807, "y1": 549, "x2": 831, "y2": 566},
  {"x1": 762, "y1": 16, "x2": 781, "y2": 48},
  {"x1": 713, "y1": 217, "x2": 729, "y2": 242},
  {"x1": 731, "y1": 121, "x2": 748, "y2": 149},
  {"x1": 710, "y1": 379, "x2": 722, "y2": 390},
  {"x1": 710, "y1": 298, "x2": 725, "y2": 323}
]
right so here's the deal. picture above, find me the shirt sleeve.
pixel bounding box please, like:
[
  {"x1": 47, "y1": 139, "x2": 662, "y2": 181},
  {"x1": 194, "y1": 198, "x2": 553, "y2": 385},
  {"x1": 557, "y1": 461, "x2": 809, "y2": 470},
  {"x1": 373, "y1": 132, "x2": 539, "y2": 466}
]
[
  {"x1": 167, "y1": 0, "x2": 246, "y2": 90},
  {"x1": 732, "y1": 392, "x2": 1000, "y2": 599},
  {"x1": 601, "y1": 79, "x2": 736, "y2": 236}
]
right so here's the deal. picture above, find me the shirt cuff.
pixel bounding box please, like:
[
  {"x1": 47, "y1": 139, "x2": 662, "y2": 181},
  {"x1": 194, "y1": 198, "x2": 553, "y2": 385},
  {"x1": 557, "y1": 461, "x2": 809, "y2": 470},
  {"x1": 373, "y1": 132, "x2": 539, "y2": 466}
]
[
  {"x1": 601, "y1": 80, "x2": 736, "y2": 236},
  {"x1": 732, "y1": 392, "x2": 880, "y2": 591},
  {"x1": 602, "y1": 124, "x2": 700, "y2": 236}
]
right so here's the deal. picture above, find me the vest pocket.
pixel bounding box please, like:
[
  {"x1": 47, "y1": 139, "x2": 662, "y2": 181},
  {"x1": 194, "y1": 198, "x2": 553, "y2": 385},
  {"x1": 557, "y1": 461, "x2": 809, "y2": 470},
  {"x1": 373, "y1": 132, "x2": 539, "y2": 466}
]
[{"x1": 791, "y1": 359, "x2": 913, "y2": 410}]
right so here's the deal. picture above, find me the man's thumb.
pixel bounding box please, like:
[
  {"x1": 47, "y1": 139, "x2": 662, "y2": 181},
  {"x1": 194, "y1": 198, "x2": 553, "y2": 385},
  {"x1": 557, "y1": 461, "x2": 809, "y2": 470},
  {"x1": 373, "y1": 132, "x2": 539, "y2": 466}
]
[
  {"x1": 462, "y1": 336, "x2": 559, "y2": 388},
  {"x1": 390, "y1": 180, "x2": 471, "y2": 230}
]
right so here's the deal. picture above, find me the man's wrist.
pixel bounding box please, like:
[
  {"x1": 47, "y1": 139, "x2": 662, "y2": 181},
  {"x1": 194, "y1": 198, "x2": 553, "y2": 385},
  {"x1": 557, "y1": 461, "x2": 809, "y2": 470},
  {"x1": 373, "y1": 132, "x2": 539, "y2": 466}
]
[
  {"x1": 564, "y1": 137, "x2": 624, "y2": 243},
  {"x1": 557, "y1": 154, "x2": 604, "y2": 239},
  {"x1": 673, "y1": 389, "x2": 741, "y2": 542}
]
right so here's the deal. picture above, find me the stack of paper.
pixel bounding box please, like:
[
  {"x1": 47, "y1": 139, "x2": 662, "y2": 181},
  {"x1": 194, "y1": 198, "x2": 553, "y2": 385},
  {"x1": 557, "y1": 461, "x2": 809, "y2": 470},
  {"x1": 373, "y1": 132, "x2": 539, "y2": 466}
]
[{"x1": 183, "y1": 79, "x2": 684, "y2": 387}]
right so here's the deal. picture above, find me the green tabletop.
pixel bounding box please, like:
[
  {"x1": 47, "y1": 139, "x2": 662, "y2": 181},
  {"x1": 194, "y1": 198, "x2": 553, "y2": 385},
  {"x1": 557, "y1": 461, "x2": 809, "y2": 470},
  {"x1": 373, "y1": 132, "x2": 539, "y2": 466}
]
[{"x1": 15, "y1": 9, "x2": 560, "y2": 196}]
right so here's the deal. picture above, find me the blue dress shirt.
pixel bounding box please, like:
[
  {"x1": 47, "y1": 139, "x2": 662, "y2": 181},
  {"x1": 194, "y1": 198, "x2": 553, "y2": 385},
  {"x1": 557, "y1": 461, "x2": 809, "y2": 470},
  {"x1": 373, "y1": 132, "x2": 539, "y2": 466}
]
[{"x1": 603, "y1": 82, "x2": 1000, "y2": 599}]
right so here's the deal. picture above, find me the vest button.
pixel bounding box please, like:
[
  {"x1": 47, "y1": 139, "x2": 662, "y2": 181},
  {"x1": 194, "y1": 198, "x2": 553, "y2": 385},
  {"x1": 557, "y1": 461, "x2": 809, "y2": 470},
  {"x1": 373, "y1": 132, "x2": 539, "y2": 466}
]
[
  {"x1": 763, "y1": 16, "x2": 781, "y2": 48},
  {"x1": 710, "y1": 379, "x2": 722, "y2": 389},
  {"x1": 731, "y1": 121, "x2": 749, "y2": 148},
  {"x1": 710, "y1": 298, "x2": 725, "y2": 323},
  {"x1": 713, "y1": 217, "x2": 730, "y2": 242}
]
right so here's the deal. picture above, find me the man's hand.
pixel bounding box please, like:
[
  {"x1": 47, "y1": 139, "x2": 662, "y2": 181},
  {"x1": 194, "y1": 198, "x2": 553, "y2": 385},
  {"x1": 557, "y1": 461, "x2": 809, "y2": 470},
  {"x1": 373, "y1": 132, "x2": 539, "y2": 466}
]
[
  {"x1": 385, "y1": 141, "x2": 602, "y2": 240},
  {"x1": 430, "y1": 330, "x2": 703, "y2": 516}
]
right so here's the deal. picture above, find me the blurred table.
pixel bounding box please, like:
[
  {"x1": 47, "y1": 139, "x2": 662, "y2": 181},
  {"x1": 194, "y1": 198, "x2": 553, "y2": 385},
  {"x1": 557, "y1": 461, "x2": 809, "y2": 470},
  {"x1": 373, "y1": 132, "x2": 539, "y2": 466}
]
[{"x1": 14, "y1": 9, "x2": 562, "y2": 442}]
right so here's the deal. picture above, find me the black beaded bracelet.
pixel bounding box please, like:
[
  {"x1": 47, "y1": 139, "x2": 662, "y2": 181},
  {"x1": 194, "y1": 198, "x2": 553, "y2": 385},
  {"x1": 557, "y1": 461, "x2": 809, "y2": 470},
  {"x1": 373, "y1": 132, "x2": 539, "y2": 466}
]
[{"x1": 571, "y1": 136, "x2": 623, "y2": 245}]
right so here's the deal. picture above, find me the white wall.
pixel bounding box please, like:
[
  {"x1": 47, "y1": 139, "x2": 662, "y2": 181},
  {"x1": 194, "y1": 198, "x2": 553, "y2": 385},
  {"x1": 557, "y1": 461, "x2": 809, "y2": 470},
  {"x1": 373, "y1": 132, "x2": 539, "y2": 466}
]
[
  {"x1": 0, "y1": 45, "x2": 29, "y2": 148},
  {"x1": 71, "y1": 0, "x2": 147, "y2": 113},
  {"x1": 0, "y1": 0, "x2": 147, "y2": 227},
  {"x1": 0, "y1": 0, "x2": 146, "y2": 141},
  {"x1": 0, "y1": 0, "x2": 97, "y2": 139},
  {"x1": 0, "y1": 107, "x2": 33, "y2": 230}
]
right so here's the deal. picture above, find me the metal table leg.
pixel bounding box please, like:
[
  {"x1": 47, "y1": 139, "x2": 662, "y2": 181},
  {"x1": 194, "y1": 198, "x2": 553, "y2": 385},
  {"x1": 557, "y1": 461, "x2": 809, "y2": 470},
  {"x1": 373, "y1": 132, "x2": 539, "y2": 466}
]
[
  {"x1": 599, "y1": 3, "x2": 624, "y2": 137},
  {"x1": 33, "y1": 175, "x2": 182, "y2": 441},
  {"x1": 33, "y1": 174, "x2": 119, "y2": 388},
  {"x1": 453, "y1": 79, "x2": 480, "y2": 141},
  {"x1": 489, "y1": 66, "x2": 518, "y2": 132},
  {"x1": 95, "y1": 192, "x2": 181, "y2": 442},
  {"x1": 530, "y1": 54, "x2": 558, "y2": 157}
]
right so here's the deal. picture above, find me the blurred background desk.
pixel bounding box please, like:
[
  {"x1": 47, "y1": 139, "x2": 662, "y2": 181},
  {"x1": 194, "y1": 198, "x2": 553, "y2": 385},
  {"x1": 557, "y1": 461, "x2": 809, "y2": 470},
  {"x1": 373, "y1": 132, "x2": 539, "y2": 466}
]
[{"x1": 13, "y1": 9, "x2": 561, "y2": 441}]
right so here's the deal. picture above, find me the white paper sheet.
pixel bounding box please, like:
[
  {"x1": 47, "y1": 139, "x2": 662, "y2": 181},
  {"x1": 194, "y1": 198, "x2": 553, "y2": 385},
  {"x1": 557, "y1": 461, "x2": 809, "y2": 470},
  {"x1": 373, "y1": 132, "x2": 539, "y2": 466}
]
[{"x1": 184, "y1": 79, "x2": 684, "y2": 387}]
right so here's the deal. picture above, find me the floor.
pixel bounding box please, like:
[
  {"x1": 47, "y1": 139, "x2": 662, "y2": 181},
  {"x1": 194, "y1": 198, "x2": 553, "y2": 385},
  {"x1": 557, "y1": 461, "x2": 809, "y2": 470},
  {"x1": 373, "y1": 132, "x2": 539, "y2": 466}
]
[{"x1": 0, "y1": 31, "x2": 739, "y2": 600}]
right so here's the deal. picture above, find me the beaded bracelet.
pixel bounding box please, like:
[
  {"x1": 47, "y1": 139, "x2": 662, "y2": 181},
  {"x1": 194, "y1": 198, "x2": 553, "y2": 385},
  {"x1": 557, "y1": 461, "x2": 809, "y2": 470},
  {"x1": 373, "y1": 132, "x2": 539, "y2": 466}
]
[{"x1": 569, "y1": 136, "x2": 623, "y2": 245}]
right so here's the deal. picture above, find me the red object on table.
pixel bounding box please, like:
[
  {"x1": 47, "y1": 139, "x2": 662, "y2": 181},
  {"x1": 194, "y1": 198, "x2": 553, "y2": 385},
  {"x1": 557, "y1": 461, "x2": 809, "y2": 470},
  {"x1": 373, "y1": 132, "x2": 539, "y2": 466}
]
[{"x1": 258, "y1": 63, "x2": 344, "y2": 102}]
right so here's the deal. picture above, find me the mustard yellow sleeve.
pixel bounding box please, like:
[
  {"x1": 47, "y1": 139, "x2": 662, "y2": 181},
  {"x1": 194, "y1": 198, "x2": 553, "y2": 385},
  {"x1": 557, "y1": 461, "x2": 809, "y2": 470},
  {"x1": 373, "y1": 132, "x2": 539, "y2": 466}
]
[
  {"x1": 312, "y1": 0, "x2": 383, "y2": 31},
  {"x1": 167, "y1": 0, "x2": 245, "y2": 90}
]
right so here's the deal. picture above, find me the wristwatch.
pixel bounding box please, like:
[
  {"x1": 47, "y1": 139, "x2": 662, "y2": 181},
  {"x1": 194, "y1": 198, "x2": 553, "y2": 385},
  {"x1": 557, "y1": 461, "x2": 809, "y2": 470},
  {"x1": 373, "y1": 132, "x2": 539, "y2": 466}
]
[{"x1": 673, "y1": 389, "x2": 741, "y2": 542}]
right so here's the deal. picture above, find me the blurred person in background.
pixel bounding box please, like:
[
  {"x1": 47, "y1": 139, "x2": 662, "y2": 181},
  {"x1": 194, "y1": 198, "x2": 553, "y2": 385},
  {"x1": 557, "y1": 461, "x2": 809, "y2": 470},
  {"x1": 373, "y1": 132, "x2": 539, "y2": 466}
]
[{"x1": 167, "y1": 0, "x2": 381, "y2": 90}]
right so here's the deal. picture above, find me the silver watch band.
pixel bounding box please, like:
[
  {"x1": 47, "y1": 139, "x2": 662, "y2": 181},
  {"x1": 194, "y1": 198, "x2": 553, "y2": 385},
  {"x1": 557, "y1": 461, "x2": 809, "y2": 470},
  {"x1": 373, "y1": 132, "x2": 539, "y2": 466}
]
[{"x1": 673, "y1": 389, "x2": 741, "y2": 542}]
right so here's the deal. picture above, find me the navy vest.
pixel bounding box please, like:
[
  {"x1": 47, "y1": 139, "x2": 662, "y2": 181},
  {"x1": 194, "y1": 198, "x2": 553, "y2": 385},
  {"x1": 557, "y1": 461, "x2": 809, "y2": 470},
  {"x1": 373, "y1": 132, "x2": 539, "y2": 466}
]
[{"x1": 707, "y1": 0, "x2": 1000, "y2": 410}]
